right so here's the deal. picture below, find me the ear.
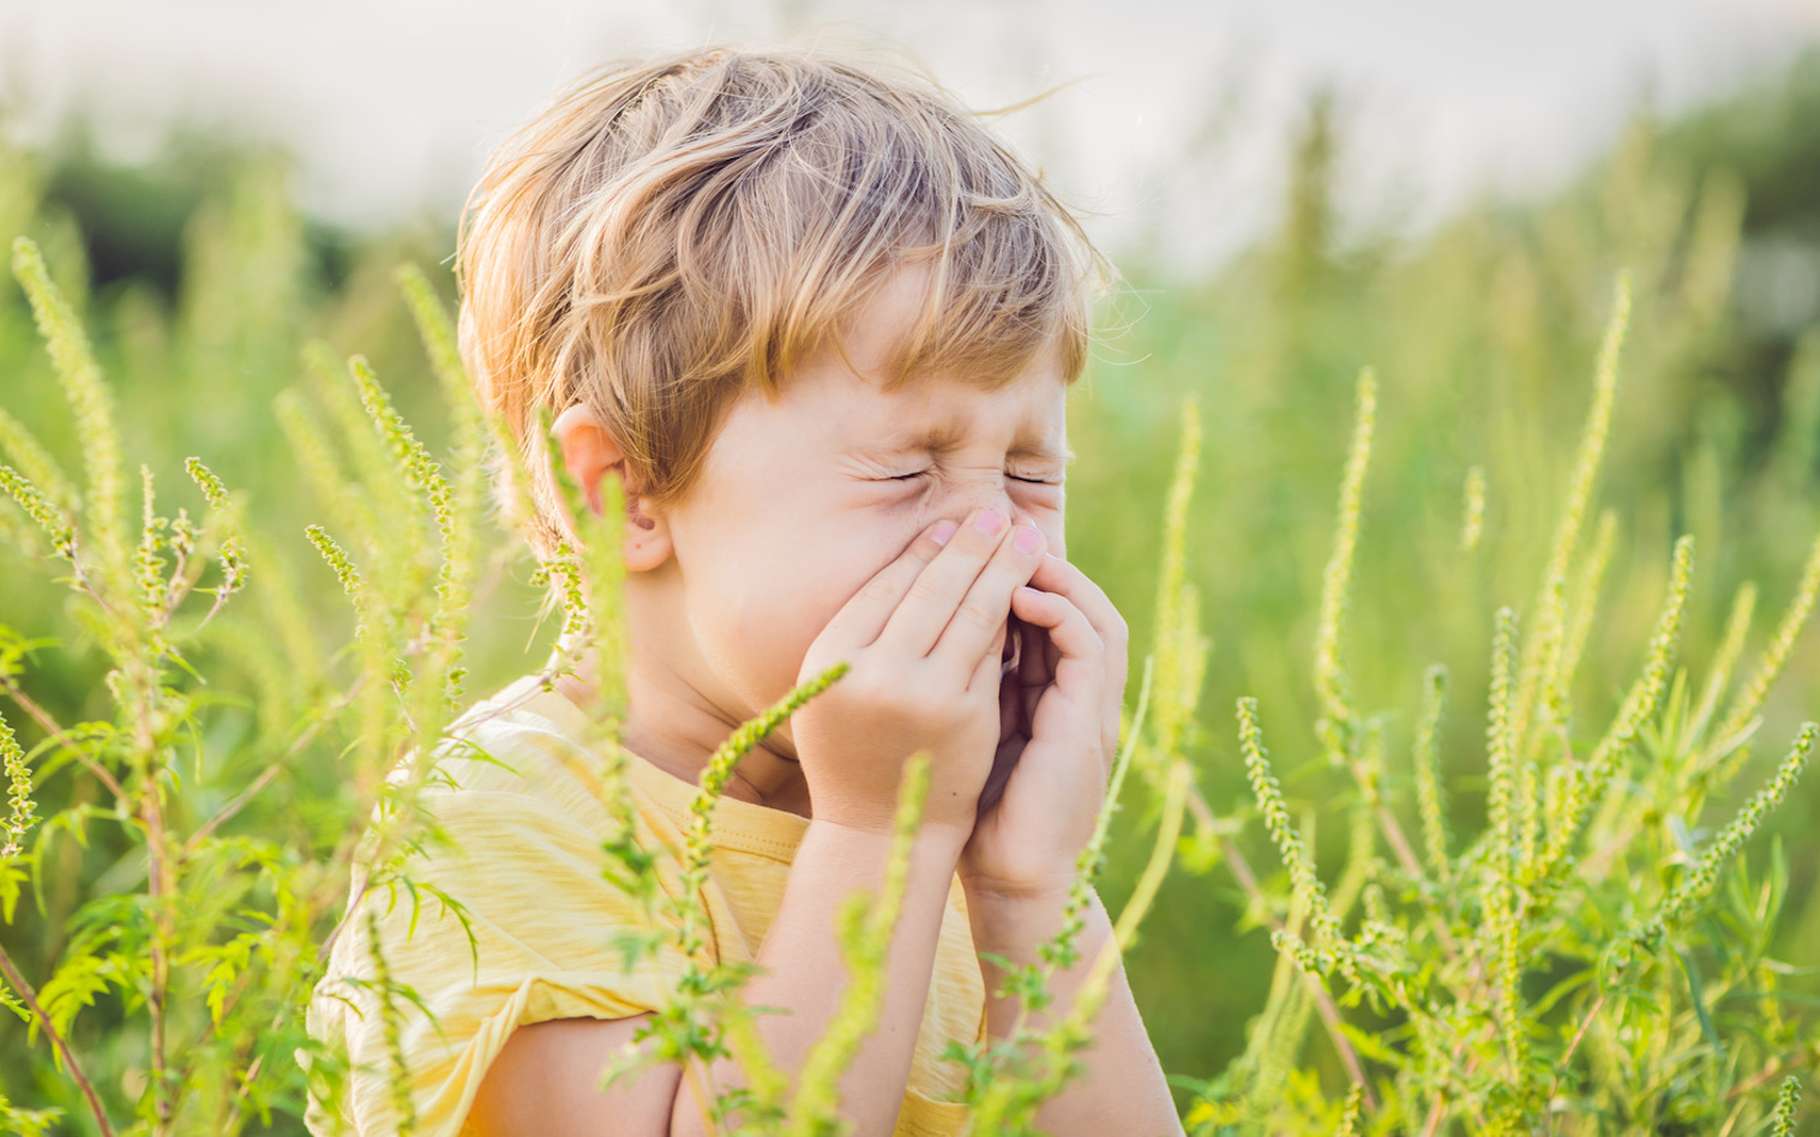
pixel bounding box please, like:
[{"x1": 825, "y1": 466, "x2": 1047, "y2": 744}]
[{"x1": 550, "y1": 402, "x2": 672, "y2": 573}]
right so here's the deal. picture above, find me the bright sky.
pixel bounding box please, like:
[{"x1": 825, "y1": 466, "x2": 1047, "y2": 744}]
[{"x1": 3, "y1": 0, "x2": 1816, "y2": 275}]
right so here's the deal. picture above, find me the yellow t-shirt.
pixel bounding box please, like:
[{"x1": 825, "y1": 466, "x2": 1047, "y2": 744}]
[{"x1": 302, "y1": 672, "x2": 986, "y2": 1137}]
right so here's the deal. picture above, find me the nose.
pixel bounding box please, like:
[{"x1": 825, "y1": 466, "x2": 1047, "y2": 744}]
[
  {"x1": 929, "y1": 470, "x2": 1060, "y2": 555},
  {"x1": 947, "y1": 487, "x2": 1024, "y2": 533}
]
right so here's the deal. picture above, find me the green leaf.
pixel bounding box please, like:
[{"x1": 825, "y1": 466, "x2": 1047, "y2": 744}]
[{"x1": 1674, "y1": 944, "x2": 1721, "y2": 1052}]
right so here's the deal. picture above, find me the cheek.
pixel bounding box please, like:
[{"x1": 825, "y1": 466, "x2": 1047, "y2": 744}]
[{"x1": 697, "y1": 526, "x2": 891, "y2": 694}]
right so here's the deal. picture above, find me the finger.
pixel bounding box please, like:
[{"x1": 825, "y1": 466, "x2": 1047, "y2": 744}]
[
  {"x1": 1009, "y1": 585, "x2": 1102, "y2": 700},
  {"x1": 967, "y1": 617, "x2": 1006, "y2": 695},
  {"x1": 816, "y1": 519, "x2": 958, "y2": 651},
  {"x1": 891, "y1": 509, "x2": 1041, "y2": 665},
  {"x1": 1029, "y1": 554, "x2": 1128, "y2": 762},
  {"x1": 928, "y1": 518, "x2": 1048, "y2": 675},
  {"x1": 874, "y1": 506, "x2": 1017, "y2": 658},
  {"x1": 1028, "y1": 553, "x2": 1128, "y2": 658},
  {"x1": 1015, "y1": 600, "x2": 1058, "y2": 697},
  {"x1": 981, "y1": 613, "x2": 1011, "y2": 695}
]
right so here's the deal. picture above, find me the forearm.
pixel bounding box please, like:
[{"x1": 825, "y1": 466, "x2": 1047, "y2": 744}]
[
  {"x1": 967, "y1": 885, "x2": 1183, "y2": 1137},
  {"x1": 671, "y1": 818, "x2": 965, "y2": 1137}
]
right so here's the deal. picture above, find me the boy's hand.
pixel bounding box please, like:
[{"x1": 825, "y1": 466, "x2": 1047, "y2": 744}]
[
  {"x1": 791, "y1": 508, "x2": 1045, "y2": 838},
  {"x1": 960, "y1": 552, "x2": 1128, "y2": 899}
]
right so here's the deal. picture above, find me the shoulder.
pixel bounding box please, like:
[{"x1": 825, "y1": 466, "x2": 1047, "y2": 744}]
[
  {"x1": 300, "y1": 675, "x2": 694, "y2": 1137},
  {"x1": 426, "y1": 675, "x2": 619, "y2": 815},
  {"x1": 346, "y1": 674, "x2": 670, "y2": 926}
]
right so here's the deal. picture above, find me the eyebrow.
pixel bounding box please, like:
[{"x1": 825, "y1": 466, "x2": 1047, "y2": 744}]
[{"x1": 866, "y1": 418, "x2": 1076, "y2": 465}]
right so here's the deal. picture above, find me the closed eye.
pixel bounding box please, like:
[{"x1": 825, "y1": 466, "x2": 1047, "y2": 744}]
[{"x1": 883, "y1": 471, "x2": 1061, "y2": 486}]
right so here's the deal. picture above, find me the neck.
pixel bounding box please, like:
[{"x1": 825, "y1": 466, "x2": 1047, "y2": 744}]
[{"x1": 549, "y1": 634, "x2": 815, "y2": 819}]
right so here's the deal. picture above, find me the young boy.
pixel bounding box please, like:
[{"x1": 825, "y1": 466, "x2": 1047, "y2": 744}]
[{"x1": 305, "y1": 43, "x2": 1181, "y2": 1137}]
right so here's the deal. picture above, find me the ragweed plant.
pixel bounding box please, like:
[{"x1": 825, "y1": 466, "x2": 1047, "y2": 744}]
[
  {"x1": 0, "y1": 229, "x2": 612, "y2": 1136},
  {"x1": 1175, "y1": 273, "x2": 1820, "y2": 1136},
  {"x1": 0, "y1": 212, "x2": 1197, "y2": 1136},
  {"x1": 3, "y1": 104, "x2": 1820, "y2": 1137}
]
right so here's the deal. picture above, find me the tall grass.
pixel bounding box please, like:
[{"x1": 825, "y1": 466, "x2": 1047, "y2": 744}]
[
  {"x1": 2, "y1": 76, "x2": 1819, "y2": 1134},
  {"x1": 1172, "y1": 278, "x2": 1817, "y2": 1134},
  {"x1": 0, "y1": 227, "x2": 1199, "y2": 1136}
]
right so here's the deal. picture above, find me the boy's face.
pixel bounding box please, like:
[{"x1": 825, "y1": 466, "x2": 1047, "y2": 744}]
[{"x1": 655, "y1": 264, "x2": 1069, "y2": 750}]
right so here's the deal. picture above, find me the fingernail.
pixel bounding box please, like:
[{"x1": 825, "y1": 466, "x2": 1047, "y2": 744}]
[
  {"x1": 1013, "y1": 523, "x2": 1043, "y2": 554},
  {"x1": 930, "y1": 519, "x2": 958, "y2": 546},
  {"x1": 973, "y1": 507, "x2": 1006, "y2": 535}
]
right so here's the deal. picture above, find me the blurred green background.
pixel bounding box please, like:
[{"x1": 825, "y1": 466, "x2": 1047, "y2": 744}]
[{"x1": 3, "y1": 16, "x2": 1820, "y2": 1128}]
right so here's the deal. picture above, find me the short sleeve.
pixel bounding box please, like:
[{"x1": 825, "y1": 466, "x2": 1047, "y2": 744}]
[
  {"x1": 897, "y1": 1084, "x2": 975, "y2": 1135},
  {"x1": 302, "y1": 721, "x2": 692, "y2": 1137},
  {"x1": 893, "y1": 960, "x2": 988, "y2": 1136}
]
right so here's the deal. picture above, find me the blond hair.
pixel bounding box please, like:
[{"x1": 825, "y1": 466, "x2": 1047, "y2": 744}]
[{"x1": 454, "y1": 43, "x2": 1117, "y2": 558}]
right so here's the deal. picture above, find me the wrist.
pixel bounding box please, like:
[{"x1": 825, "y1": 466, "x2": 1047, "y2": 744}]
[
  {"x1": 805, "y1": 814, "x2": 969, "y2": 867},
  {"x1": 963, "y1": 879, "x2": 1105, "y2": 951},
  {"x1": 959, "y1": 872, "x2": 1082, "y2": 910}
]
